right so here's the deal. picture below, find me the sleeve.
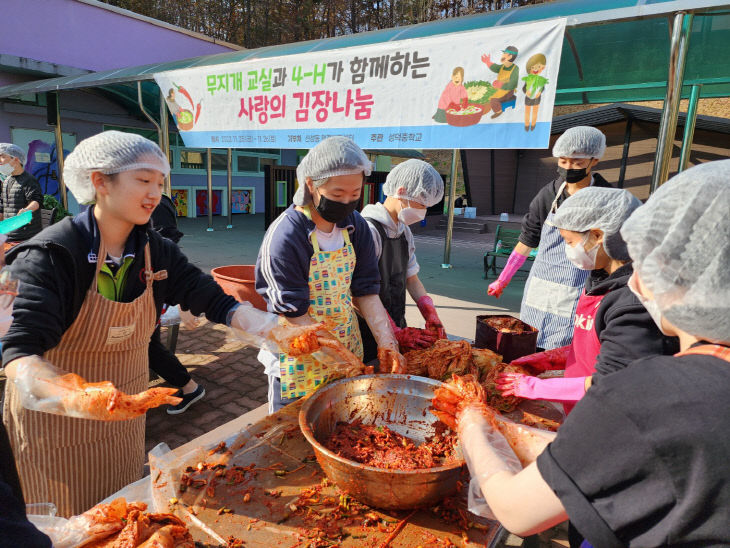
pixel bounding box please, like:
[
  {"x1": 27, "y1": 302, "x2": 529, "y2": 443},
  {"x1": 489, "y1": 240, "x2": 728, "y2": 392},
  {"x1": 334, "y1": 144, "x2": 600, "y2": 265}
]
[
  {"x1": 23, "y1": 176, "x2": 43, "y2": 206},
  {"x1": 405, "y1": 226, "x2": 420, "y2": 278},
  {"x1": 255, "y1": 218, "x2": 311, "y2": 317},
  {"x1": 593, "y1": 291, "x2": 670, "y2": 376},
  {"x1": 536, "y1": 380, "x2": 671, "y2": 548},
  {"x1": 1, "y1": 248, "x2": 69, "y2": 365},
  {"x1": 489, "y1": 63, "x2": 501, "y2": 75},
  {"x1": 506, "y1": 67, "x2": 519, "y2": 91},
  {"x1": 518, "y1": 185, "x2": 551, "y2": 248},
  {"x1": 156, "y1": 236, "x2": 238, "y2": 325},
  {"x1": 349, "y1": 215, "x2": 381, "y2": 297}
]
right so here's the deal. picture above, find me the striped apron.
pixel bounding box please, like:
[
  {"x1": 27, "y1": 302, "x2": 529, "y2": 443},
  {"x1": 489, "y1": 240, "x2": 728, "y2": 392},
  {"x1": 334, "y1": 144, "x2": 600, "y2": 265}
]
[
  {"x1": 520, "y1": 182, "x2": 588, "y2": 350},
  {"x1": 279, "y1": 227, "x2": 363, "y2": 400},
  {"x1": 3, "y1": 240, "x2": 158, "y2": 517}
]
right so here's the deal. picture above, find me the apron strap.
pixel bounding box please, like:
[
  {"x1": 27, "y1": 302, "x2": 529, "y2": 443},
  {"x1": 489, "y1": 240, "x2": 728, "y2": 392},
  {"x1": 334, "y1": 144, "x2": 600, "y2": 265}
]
[
  {"x1": 142, "y1": 243, "x2": 167, "y2": 287},
  {"x1": 550, "y1": 181, "x2": 567, "y2": 214},
  {"x1": 675, "y1": 344, "x2": 730, "y2": 363}
]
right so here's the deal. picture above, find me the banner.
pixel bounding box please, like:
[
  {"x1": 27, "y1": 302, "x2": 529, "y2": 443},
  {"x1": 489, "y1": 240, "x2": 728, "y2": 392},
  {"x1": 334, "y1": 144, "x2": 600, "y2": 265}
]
[{"x1": 154, "y1": 18, "x2": 566, "y2": 150}]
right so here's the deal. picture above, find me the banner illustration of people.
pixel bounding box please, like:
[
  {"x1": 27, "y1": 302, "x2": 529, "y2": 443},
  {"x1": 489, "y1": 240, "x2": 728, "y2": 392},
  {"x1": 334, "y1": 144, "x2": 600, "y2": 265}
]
[{"x1": 155, "y1": 18, "x2": 565, "y2": 149}]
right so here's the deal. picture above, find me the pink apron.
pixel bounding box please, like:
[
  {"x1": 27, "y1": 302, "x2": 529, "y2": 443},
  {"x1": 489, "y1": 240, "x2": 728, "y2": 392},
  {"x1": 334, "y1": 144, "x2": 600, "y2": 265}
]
[{"x1": 562, "y1": 290, "x2": 605, "y2": 414}]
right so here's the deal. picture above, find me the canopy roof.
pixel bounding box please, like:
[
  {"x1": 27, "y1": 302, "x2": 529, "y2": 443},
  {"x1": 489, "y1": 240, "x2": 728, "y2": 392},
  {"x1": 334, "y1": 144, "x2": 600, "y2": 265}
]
[{"x1": 1, "y1": 0, "x2": 729, "y2": 107}]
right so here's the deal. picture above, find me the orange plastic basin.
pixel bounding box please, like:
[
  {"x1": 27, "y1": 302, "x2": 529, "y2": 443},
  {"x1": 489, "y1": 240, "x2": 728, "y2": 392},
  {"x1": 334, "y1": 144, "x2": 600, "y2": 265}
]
[{"x1": 211, "y1": 265, "x2": 268, "y2": 311}]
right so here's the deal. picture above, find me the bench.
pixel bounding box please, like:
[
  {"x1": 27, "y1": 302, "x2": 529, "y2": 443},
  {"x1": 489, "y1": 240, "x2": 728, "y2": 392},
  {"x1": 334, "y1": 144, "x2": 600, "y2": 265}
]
[{"x1": 483, "y1": 225, "x2": 536, "y2": 278}]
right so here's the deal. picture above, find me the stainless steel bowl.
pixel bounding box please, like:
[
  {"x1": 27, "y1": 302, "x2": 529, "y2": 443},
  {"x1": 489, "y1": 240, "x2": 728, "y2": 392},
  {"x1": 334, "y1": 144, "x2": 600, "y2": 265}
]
[{"x1": 299, "y1": 374, "x2": 464, "y2": 510}]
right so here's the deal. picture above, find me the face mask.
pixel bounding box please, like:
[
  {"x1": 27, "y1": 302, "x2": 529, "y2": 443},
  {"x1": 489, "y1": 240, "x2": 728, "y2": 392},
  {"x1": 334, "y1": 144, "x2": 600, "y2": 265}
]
[
  {"x1": 627, "y1": 273, "x2": 669, "y2": 335},
  {"x1": 557, "y1": 165, "x2": 589, "y2": 184},
  {"x1": 0, "y1": 163, "x2": 14, "y2": 178},
  {"x1": 397, "y1": 200, "x2": 427, "y2": 225},
  {"x1": 314, "y1": 190, "x2": 359, "y2": 224},
  {"x1": 564, "y1": 232, "x2": 599, "y2": 270}
]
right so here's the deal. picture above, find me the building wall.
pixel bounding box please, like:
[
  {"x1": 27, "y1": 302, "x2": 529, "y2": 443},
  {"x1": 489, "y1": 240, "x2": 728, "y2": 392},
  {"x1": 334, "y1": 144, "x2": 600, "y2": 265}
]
[
  {"x1": 465, "y1": 120, "x2": 730, "y2": 215},
  {"x1": 1, "y1": 0, "x2": 236, "y2": 73}
]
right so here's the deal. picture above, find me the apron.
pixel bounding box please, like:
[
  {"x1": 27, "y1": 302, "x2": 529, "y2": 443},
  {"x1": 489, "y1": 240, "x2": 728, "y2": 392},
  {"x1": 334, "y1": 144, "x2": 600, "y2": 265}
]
[
  {"x1": 520, "y1": 182, "x2": 588, "y2": 349},
  {"x1": 491, "y1": 64, "x2": 516, "y2": 99},
  {"x1": 358, "y1": 218, "x2": 408, "y2": 363},
  {"x1": 279, "y1": 225, "x2": 363, "y2": 400},
  {"x1": 3, "y1": 240, "x2": 159, "y2": 517},
  {"x1": 562, "y1": 290, "x2": 605, "y2": 415}
]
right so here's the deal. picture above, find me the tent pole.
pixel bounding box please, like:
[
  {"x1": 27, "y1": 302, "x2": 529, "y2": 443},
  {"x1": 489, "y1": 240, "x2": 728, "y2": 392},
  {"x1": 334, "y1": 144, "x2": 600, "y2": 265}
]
[
  {"x1": 227, "y1": 148, "x2": 233, "y2": 229},
  {"x1": 137, "y1": 82, "x2": 162, "y2": 142},
  {"x1": 618, "y1": 117, "x2": 633, "y2": 189},
  {"x1": 51, "y1": 92, "x2": 68, "y2": 210},
  {"x1": 678, "y1": 83, "x2": 701, "y2": 172},
  {"x1": 206, "y1": 148, "x2": 214, "y2": 232},
  {"x1": 649, "y1": 12, "x2": 693, "y2": 194},
  {"x1": 158, "y1": 87, "x2": 171, "y2": 196},
  {"x1": 442, "y1": 149, "x2": 458, "y2": 269}
]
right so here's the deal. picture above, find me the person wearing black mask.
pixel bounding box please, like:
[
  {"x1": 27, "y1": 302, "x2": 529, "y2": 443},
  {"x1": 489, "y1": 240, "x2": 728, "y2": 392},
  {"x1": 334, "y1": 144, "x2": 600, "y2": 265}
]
[
  {"x1": 487, "y1": 126, "x2": 612, "y2": 350},
  {"x1": 255, "y1": 137, "x2": 405, "y2": 413}
]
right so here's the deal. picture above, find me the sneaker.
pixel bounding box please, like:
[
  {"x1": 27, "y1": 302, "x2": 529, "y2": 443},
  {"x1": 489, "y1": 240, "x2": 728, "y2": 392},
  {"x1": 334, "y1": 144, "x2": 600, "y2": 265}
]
[{"x1": 166, "y1": 385, "x2": 205, "y2": 415}]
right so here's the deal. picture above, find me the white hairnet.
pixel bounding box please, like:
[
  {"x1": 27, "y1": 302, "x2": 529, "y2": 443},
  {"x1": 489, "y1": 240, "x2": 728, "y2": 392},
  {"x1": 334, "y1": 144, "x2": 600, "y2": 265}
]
[
  {"x1": 621, "y1": 160, "x2": 730, "y2": 344},
  {"x1": 293, "y1": 136, "x2": 371, "y2": 206},
  {"x1": 0, "y1": 143, "x2": 26, "y2": 165},
  {"x1": 552, "y1": 126, "x2": 606, "y2": 159},
  {"x1": 550, "y1": 187, "x2": 641, "y2": 260},
  {"x1": 382, "y1": 159, "x2": 444, "y2": 208},
  {"x1": 63, "y1": 131, "x2": 170, "y2": 205}
]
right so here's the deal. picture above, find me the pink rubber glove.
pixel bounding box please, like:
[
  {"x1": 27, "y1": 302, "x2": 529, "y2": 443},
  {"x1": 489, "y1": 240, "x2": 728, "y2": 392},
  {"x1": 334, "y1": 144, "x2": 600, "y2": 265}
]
[
  {"x1": 495, "y1": 373, "x2": 586, "y2": 403},
  {"x1": 487, "y1": 250, "x2": 527, "y2": 298},
  {"x1": 416, "y1": 295, "x2": 447, "y2": 339}
]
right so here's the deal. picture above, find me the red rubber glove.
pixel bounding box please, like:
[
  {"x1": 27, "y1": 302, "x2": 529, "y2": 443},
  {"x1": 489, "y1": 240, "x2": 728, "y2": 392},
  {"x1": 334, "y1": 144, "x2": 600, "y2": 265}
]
[
  {"x1": 416, "y1": 295, "x2": 447, "y2": 340},
  {"x1": 389, "y1": 315, "x2": 437, "y2": 352},
  {"x1": 510, "y1": 346, "x2": 570, "y2": 372},
  {"x1": 495, "y1": 373, "x2": 586, "y2": 403}
]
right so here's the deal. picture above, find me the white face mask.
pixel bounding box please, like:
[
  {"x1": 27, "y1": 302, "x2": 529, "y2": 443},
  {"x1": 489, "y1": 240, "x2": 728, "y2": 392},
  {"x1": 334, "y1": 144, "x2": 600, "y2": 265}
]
[
  {"x1": 564, "y1": 232, "x2": 599, "y2": 270},
  {"x1": 627, "y1": 273, "x2": 668, "y2": 335},
  {"x1": 397, "y1": 200, "x2": 427, "y2": 225},
  {"x1": 0, "y1": 163, "x2": 15, "y2": 178}
]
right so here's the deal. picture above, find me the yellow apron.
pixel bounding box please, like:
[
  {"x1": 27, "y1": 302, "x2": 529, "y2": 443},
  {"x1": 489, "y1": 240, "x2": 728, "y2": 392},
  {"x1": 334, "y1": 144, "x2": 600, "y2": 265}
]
[
  {"x1": 492, "y1": 64, "x2": 516, "y2": 99},
  {"x1": 279, "y1": 221, "x2": 363, "y2": 399},
  {"x1": 3, "y1": 240, "x2": 159, "y2": 517}
]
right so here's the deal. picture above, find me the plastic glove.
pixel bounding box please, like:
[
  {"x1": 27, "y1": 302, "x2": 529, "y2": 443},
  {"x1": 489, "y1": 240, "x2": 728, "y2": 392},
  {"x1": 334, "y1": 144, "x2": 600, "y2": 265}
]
[
  {"x1": 416, "y1": 295, "x2": 447, "y2": 339},
  {"x1": 496, "y1": 373, "x2": 586, "y2": 403},
  {"x1": 7, "y1": 356, "x2": 180, "y2": 420},
  {"x1": 487, "y1": 250, "x2": 527, "y2": 298},
  {"x1": 227, "y1": 302, "x2": 280, "y2": 349},
  {"x1": 179, "y1": 308, "x2": 202, "y2": 330},
  {"x1": 510, "y1": 345, "x2": 570, "y2": 372},
  {"x1": 458, "y1": 405, "x2": 522, "y2": 519},
  {"x1": 378, "y1": 347, "x2": 407, "y2": 374}
]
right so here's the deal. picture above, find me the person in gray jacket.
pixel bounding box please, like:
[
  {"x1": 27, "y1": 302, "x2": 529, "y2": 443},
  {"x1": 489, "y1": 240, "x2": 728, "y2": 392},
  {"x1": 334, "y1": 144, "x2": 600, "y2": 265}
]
[{"x1": 0, "y1": 144, "x2": 43, "y2": 242}]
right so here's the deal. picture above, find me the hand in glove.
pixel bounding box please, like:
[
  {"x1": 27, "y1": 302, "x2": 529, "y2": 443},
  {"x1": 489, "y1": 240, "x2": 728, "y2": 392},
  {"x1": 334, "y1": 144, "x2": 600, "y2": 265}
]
[
  {"x1": 6, "y1": 356, "x2": 180, "y2": 420},
  {"x1": 378, "y1": 346, "x2": 407, "y2": 374},
  {"x1": 487, "y1": 250, "x2": 527, "y2": 298},
  {"x1": 496, "y1": 373, "x2": 586, "y2": 403},
  {"x1": 390, "y1": 316, "x2": 437, "y2": 351},
  {"x1": 510, "y1": 346, "x2": 570, "y2": 372},
  {"x1": 416, "y1": 295, "x2": 447, "y2": 339},
  {"x1": 227, "y1": 302, "x2": 281, "y2": 349}
]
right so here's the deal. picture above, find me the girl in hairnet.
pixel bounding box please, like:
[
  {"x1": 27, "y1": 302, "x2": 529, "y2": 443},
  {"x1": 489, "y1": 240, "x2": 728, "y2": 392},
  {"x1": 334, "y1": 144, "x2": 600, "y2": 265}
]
[
  {"x1": 359, "y1": 159, "x2": 446, "y2": 359},
  {"x1": 495, "y1": 187, "x2": 677, "y2": 415},
  {"x1": 436, "y1": 161, "x2": 730, "y2": 547},
  {"x1": 1, "y1": 131, "x2": 301, "y2": 516},
  {"x1": 488, "y1": 126, "x2": 613, "y2": 350},
  {"x1": 256, "y1": 137, "x2": 405, "y2": 413}
]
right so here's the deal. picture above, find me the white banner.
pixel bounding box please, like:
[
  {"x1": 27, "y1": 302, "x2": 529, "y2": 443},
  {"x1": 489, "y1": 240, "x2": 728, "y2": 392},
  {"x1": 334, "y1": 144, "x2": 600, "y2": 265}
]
[{"x1": 155, "y1": 18, "x2": 566, "y2": 150}]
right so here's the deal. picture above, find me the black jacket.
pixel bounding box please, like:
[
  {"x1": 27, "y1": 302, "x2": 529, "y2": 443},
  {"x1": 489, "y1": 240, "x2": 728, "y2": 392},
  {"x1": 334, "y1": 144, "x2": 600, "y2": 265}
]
[
  {"x1": 0, "y1": 171, "x2": 43, "y2": 242},
  {"x1": 588, "y1": 263, "x2": 679, "y2": 377},
  {"x1": 1, "y1": 208, "x2": 237, "y2": 366},
  {"x1": 151, "y1": 194, "x2": 183, "y2": 244},
  {"x1": 519, "y1": 174, "x2": 612, "y2": 248}
]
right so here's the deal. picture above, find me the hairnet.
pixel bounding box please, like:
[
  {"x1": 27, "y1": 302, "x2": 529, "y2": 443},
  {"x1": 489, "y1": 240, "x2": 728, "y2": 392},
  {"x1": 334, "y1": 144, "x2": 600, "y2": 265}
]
[
  {"x1": 63, "y1": 131, "x2": 170, "y2": 205},
  {"x1": 552, "y1": 126, "x2": 606, "y2": 159},
  {"x1": 293, "y1": 137, "x2": 371, "y2": 206},
  {"x1": 382, "y1": 159, "x2": 444, "y2": 208},
  {"x1": 550, "y1": 187, "x2": 641, "y2": 260},
  {"x1": 0, "y1": 143, "x2": 26, "y2": 165},
  {"x1": 620, "y1": 160, "x2": 730, "y2": 344}
]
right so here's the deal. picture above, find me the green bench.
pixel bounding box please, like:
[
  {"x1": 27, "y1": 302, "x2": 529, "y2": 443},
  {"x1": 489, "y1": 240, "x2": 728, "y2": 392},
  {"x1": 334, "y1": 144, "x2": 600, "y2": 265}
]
[{"x1": 483, "y1": 225, "x2": 536, "y2": 278}]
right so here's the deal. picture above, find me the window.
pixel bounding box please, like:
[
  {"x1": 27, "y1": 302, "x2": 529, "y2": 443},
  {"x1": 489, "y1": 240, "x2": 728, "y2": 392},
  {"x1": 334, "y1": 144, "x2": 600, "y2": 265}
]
[
  {"x1": 175, "y1": 147, "x2": 279, "y2": 175},
  {"x1": 237, "y1": 155, "x2": 258, "y2": 172}
]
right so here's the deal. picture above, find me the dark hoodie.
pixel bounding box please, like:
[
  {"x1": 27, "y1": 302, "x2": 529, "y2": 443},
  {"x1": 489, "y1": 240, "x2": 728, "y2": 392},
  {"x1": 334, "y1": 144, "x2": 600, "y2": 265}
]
[
  {"x1": 587, "y1": 263, "x2": 679, "y2": 377},
  {"x1": 1, "y1": 207, "x2": 237, "y2": 366}
]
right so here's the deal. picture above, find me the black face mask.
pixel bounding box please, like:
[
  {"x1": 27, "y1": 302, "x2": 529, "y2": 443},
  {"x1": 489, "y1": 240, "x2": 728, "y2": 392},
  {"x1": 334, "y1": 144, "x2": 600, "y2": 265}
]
[
  {"x1": 557, "y1": 165, "x2": 590, "y2": 184},
  {"x1": 314, "y1": 192, "x2": 359, "y2": 223}
]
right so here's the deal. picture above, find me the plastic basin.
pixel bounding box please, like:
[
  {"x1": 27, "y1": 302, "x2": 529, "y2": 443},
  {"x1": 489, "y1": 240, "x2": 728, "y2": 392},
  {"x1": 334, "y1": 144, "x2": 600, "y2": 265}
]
[{"x1": 211, "y1": 265, "x2": 267, "y2": 311}]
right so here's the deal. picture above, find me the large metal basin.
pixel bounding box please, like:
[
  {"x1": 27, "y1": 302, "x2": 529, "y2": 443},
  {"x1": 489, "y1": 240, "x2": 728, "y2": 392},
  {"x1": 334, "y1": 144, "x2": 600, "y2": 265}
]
[{"x1": 299, "y1": 374, "x2": 464, "y2": 510}]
